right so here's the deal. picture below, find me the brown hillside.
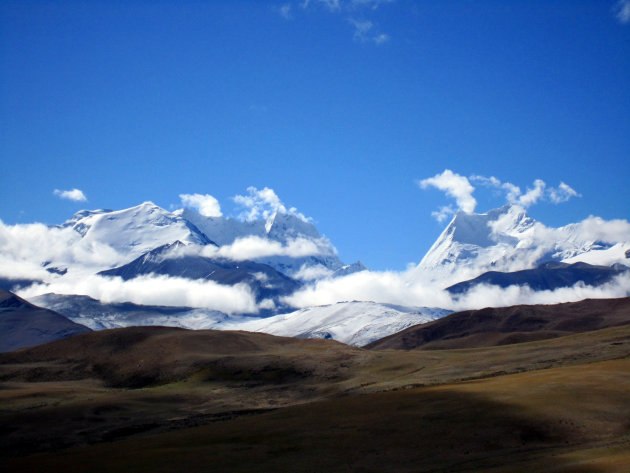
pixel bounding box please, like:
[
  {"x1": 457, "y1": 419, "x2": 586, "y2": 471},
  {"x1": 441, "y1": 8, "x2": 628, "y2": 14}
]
[{"x1": 365, "y1": 297, "x2": 630, "y2": 350}]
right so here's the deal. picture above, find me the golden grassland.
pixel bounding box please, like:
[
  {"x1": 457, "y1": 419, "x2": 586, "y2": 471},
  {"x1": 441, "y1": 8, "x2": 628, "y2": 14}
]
[{"x1": 2, "y1": 323, "x2": 630, "y2": 472}]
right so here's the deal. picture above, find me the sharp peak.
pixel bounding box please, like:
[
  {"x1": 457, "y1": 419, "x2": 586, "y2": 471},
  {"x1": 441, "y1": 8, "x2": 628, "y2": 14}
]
[{"x1": 451, "y1": 203, "x2": 527, "y2": 220}]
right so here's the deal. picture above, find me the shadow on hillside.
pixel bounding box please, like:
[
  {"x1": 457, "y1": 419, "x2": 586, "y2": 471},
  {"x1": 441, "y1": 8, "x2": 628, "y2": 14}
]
[{"x1": 2, "y1": 388, "x2": 610, "y2": 473}]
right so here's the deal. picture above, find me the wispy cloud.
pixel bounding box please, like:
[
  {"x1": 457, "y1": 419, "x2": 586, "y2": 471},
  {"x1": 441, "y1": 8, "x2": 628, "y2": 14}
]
[
  {"x1": 348, "y1": 18, "x2": 389, "y2": 44},
  {"x1": 278, "y1": 3, "x2": 292, "y2": 20},
  {"x1": 549, "y1": 182, "x2": 580, "y2": 204},
  {"x1": 301, "y1": 0, "x2": 341, "y2": 11},
  {"x1": 418, "y1": 170, "x2": 477, "y2": 215},
  {"x1": 470, "y1": 174, "x2": 581, "y2": 208},
  {"x1": 179, "y1": 193, "x2": 222, "y2": 217},
  {"x1": 53, "y1": 188, "x2": 87, "y2": 202},
  {"x1": 295, "y1": 0, "x2": 393, "y2": 42},
  {"x1": 614, "y1": 0, "x2": 630, "y2": 23}
]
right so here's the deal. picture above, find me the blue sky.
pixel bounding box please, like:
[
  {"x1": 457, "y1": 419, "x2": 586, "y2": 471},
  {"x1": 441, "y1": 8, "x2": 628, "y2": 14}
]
[{"x1": 1, "y1": 0, "x2": 629, "y2": 271}]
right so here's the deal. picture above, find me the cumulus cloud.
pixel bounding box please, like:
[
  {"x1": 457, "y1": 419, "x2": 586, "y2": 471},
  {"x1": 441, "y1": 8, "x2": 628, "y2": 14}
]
[
  {"x1": 54, "y1": 188, "x2": 87, "y2": 202},
  {"x1": 419, "y1": 170, "x2": 477, "y2": 214},
  {"x1": 614, "y1": 0, "x2": 630, "y2": 23},
  {"x1": 179, "y1": 193, "x2": 222, "y2": 217},
  {"x1": 233, "y1": 186, "x2": 309, "y2": 222}
]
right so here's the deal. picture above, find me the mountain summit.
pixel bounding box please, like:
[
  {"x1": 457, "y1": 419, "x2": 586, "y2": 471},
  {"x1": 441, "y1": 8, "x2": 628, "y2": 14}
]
[{"x1": 419, "y1": 204, "x2": 629, "y2": 283}]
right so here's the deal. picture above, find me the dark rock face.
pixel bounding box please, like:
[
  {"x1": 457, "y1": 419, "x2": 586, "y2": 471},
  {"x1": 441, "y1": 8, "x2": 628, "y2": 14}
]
[
  {"x1": 0, "y1": 289, "x2": 92, "y2": 353},
  {"x1": 98, "y1": 242, "x2": 301, "y2": 302},
  {"x1": 446, "y1": 262, "x2": 628, "y2": 294}
]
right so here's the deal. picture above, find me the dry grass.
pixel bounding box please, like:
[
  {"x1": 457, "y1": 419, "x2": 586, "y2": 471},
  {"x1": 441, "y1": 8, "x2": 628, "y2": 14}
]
[{"x1": 2, "y1": 322, "x2": 630, "y2": 472}]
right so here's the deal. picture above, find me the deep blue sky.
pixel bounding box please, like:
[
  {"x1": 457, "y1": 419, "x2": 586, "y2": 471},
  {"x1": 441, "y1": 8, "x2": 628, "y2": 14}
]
[{"x1": 1, "y1": 0, "x2": 629, "y2": 270}]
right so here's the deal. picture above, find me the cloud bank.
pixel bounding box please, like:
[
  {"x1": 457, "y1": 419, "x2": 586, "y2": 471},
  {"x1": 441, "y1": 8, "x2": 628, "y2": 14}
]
[
  {"x1": 18, "y1": 274, "x2": 258, "y2": 314},
  {"x1": 283, "y1": 266, "x2": 630, "y2": 312}
]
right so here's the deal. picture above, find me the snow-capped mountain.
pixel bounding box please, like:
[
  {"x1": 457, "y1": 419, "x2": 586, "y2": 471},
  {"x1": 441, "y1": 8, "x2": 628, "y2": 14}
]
[
  {"x1": 174, "y1": 207, "x2": 345, "y2": 276},
  {"x1": 232, "y1": 302, "x2": 451, "y2": 347},
  {"x1": 26, "y1": 202, "x2": 348, "y2": 280},
  {"x1": 418, "y1": 204, "x2": 630, "y2": 285},
  {"x1": 60, "y1": 201, "x2": 214, "y2": 258},
  {"x1": 446, "y1": 261, "x2": 629, "y2": 294},
  {"x1": 31, "y1": 293, "x2": 448, "y2": 347},
  {"x1": 31, "y1": 293, "x2": 246, "y2": 331}
]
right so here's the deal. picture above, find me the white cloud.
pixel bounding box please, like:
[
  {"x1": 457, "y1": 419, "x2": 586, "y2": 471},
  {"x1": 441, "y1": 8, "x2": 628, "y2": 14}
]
[
  {"x1": 233, "y1": 186, "x2": 309, "y2": 222},
  {"x1": 214, "y1": 236, "x2": 329, "y2": 260},
  {"x1": 179, "y1": 193, "x2": 222, "y2": 217},
  {"x1": 293, "y1": 263, "x2": 334, "y2": 281},
  {"x1": 470, "y1": 174, "x2": 580, "y2": 208},
  {"x1": 549, "y1": 182, "x2": 580, "y2": 204},
  {"x1": 419, "y1": 169, "x2": 477, "y2": 215},
  {"x1": 614, "y1": 0, "x2": 630, "y2": 23},
  {"x1": 54, "y1": 188, "x2": 87, "y2": 202},
  {"x1": 164, "y1": 236, "x2": 331, "y2": 262},
  {"x1": 431, "y1": 205, "x2": 455, "y2": 224},
  {"x1": 18, "y1": 274, "x2": 258, "y2": 314},
  {"x1": 517, "y1": 179, "x2": 546, "y2": 207},
  {"x1": 283, "y1": 264, "x2": 630, "y2": 313},
  {"x1": 0, "y1": 220, "x2": 124, "y2": 283}
]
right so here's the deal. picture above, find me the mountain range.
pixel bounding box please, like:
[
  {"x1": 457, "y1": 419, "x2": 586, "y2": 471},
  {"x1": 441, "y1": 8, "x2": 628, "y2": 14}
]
[{"x1": 0, "y1": 201, "x2": 628, "y2": 346}]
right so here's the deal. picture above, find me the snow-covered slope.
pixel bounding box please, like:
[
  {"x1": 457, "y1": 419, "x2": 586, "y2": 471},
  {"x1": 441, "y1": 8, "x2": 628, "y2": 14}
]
[
  {"x1": 232, "y1": 302, "x2": 451, "y2": 347},
  {"x1": 64, "y1": 202, "x2": 213, "y2": 255},
  {"x1": 418, "y1": 204, "x2": 630, "y2": 285},
  {"x1": 174, "y1": 207, "x2": 344, "y2": 276},
  {"x1": 31, "y1": 293, "x2": 248, "y2": 331},
  {"x1": 44, "y1": 202, "x2": 215, "y2": 275}
]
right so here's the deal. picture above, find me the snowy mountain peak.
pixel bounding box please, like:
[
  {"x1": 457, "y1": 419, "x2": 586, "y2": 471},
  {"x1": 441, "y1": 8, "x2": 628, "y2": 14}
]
[
  {"x1": 265, "y1": 211, "x2": 320, "y2": 241},
  {"x1": 61, "y1": 203, "x2": 212, "y2": 263},
  {"x1": 418, "y1": 204, "x2": 630, "y2": 284},
  {"x1": 445, "y1": 204, "x2": 533, "y2": 248}
]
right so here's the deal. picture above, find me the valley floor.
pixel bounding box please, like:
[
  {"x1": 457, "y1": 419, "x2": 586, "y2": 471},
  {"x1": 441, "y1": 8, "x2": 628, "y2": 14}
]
[{"x1": 2, "y1": 324, "x2": 630, "y2": 472}]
